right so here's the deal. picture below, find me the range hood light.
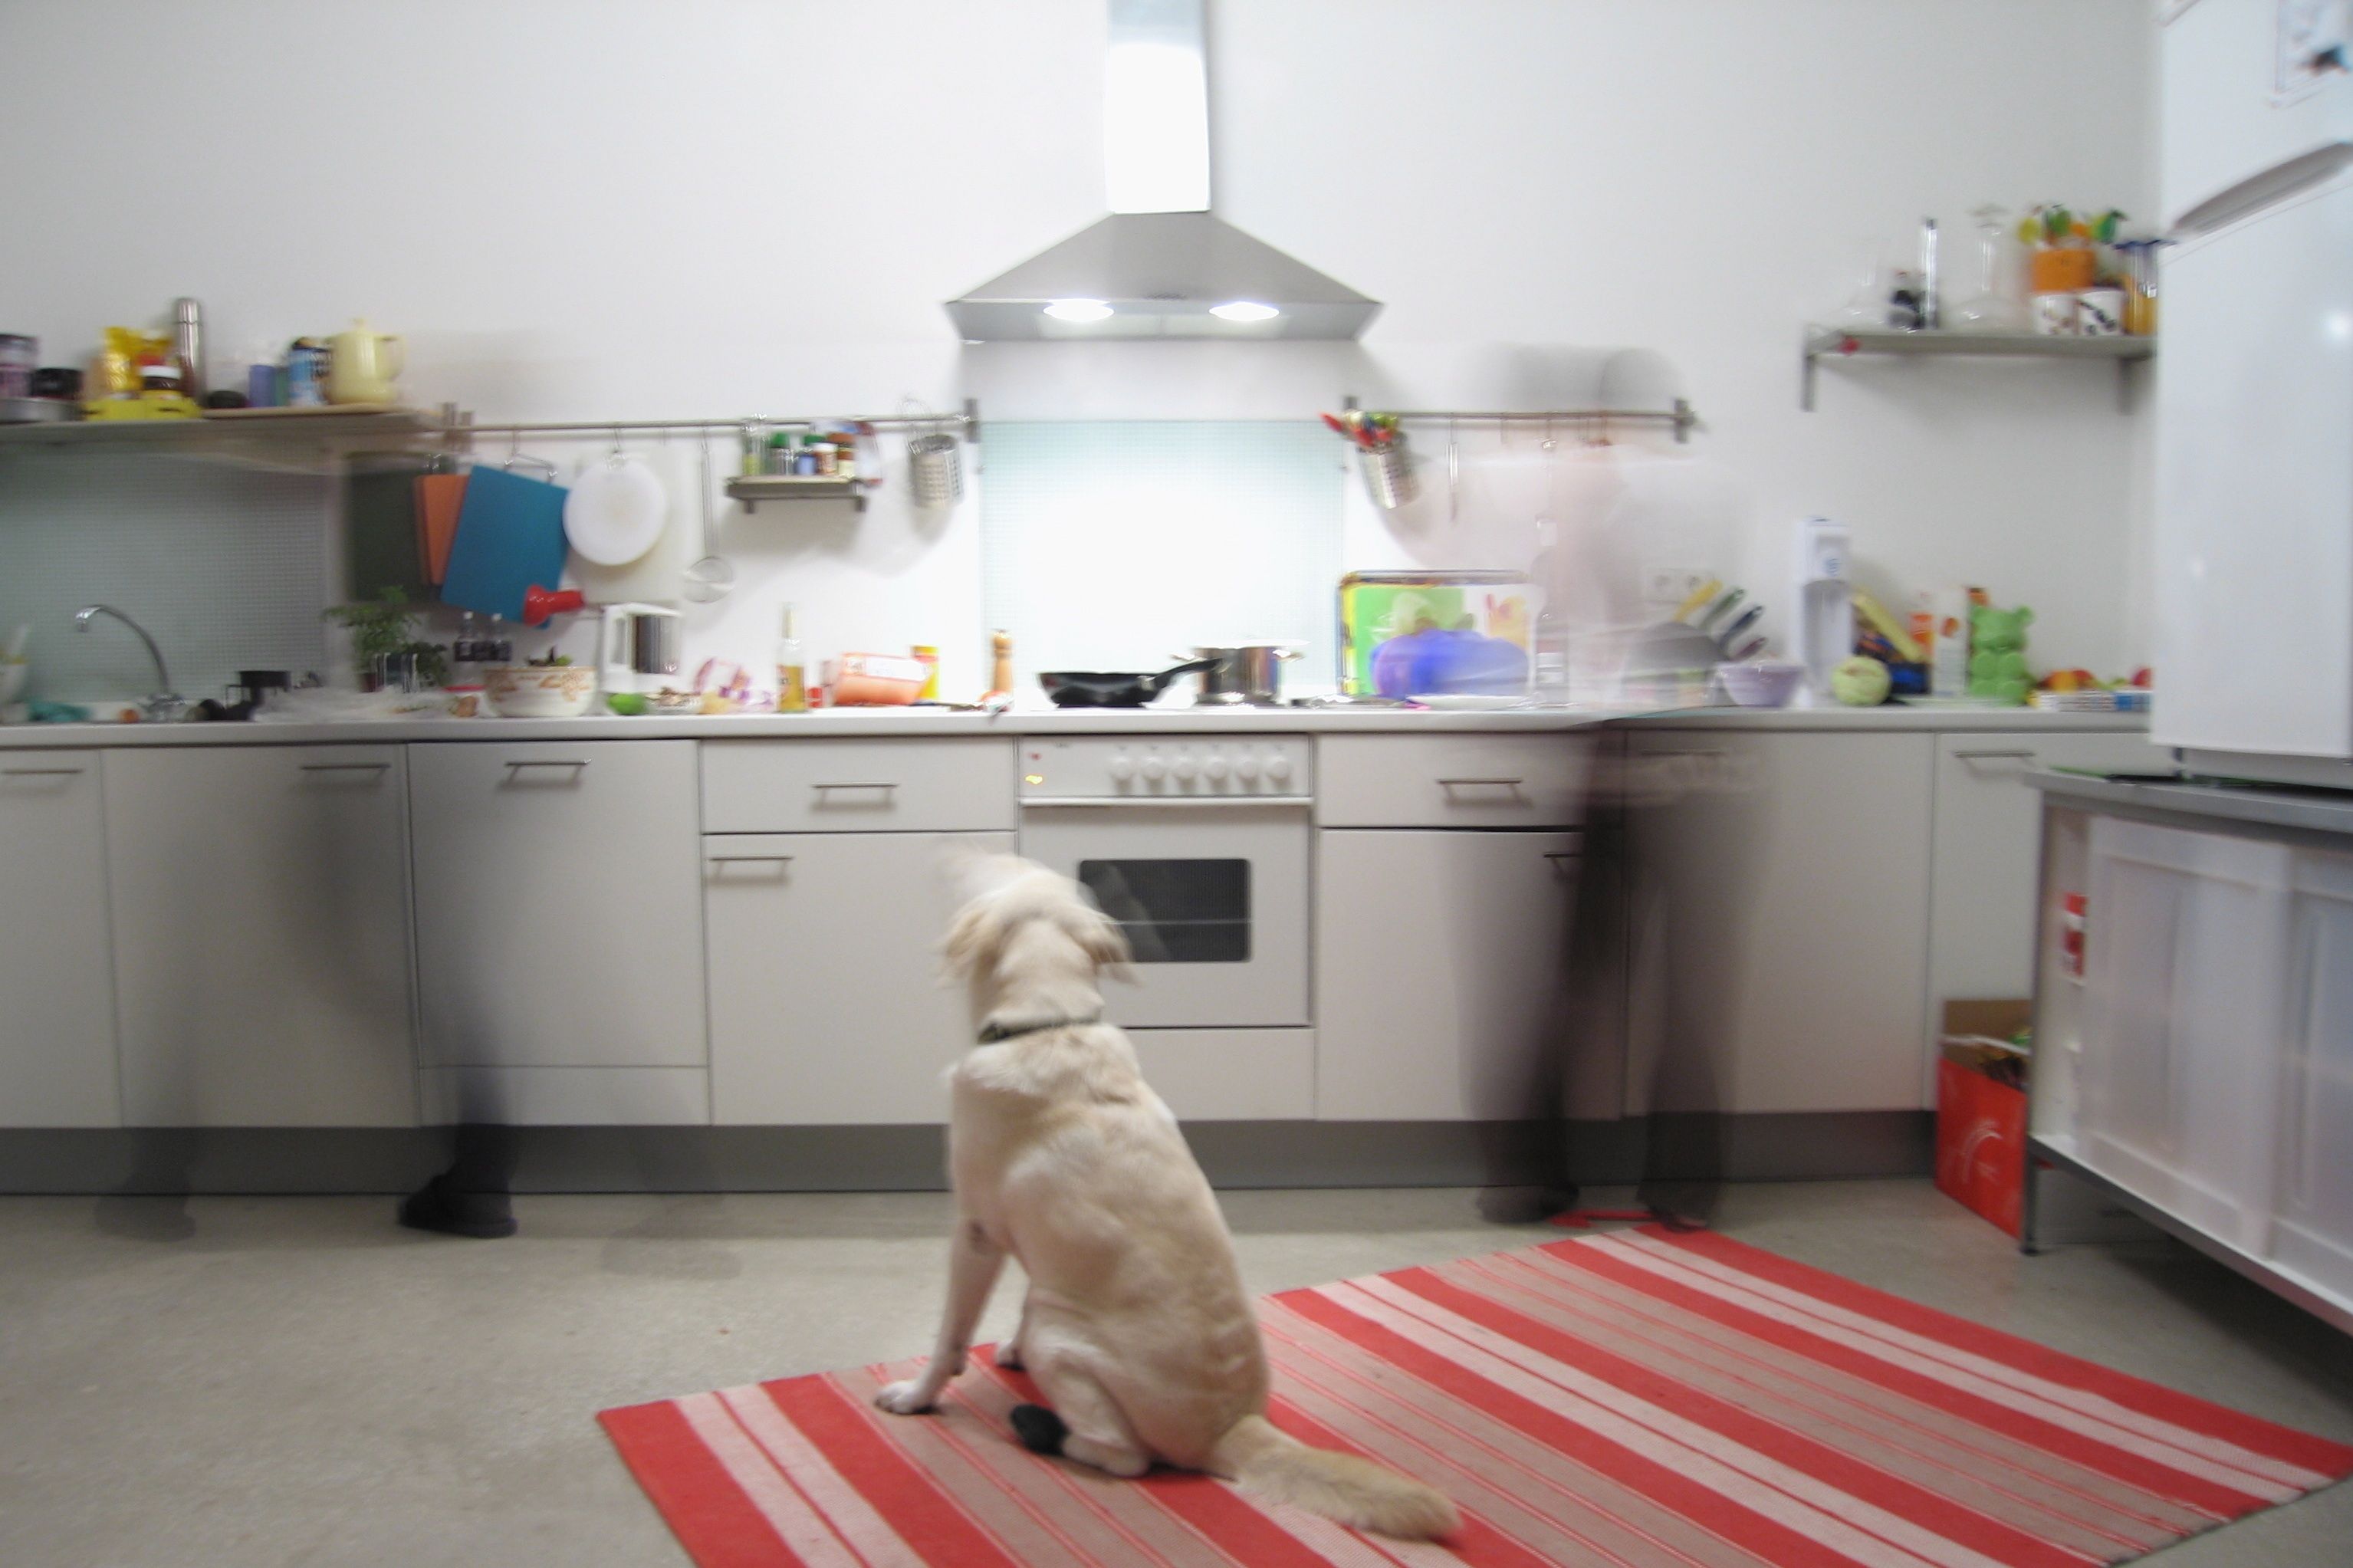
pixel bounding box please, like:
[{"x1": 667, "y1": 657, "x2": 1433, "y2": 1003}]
[
  {"x1": 1043, "y1": 298, "x2": 1115, "y2": 324},
  {"x1": 1208, "y1": 300, "x2": 1280, "y2": 323}
]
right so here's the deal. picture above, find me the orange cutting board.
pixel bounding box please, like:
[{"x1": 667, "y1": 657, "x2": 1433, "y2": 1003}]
[{"x1": 414, "y1": 472, "x2": 468, "y2": 586}]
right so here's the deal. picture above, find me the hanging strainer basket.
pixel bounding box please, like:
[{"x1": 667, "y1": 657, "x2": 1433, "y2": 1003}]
[{"x1": 908, "y1": 430, "x2": 963, "y2": 508}]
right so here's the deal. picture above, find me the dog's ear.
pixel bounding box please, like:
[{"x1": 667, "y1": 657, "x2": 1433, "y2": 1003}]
[
  {"x1": 1059, "y1": 904, "x2": 1132, "y2": 980},
  {"x1": 942, "y1": 899, "x2": 1005, "y2": 982}
]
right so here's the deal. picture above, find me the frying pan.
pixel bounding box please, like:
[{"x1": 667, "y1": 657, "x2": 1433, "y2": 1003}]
[{"x1": 1037, "y1": 658, "x2": 1217, "y2": 708}]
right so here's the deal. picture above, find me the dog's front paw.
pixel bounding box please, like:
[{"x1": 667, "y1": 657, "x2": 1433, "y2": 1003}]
[{"x1": 873, "y1": 1379, "x2": 938, "y2": 1415}]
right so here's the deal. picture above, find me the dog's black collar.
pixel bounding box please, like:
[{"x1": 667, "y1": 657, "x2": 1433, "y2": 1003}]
[{"x1": 977, "y1": 1013, "x2": 1103, "y2": 1044}]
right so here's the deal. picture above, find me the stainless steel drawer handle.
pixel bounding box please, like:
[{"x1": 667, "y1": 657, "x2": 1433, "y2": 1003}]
[
  {"x1": 2, "y1": 766, "x2": 86, "y2": 777},
  {"x1": 504, "y1": 759, "x2": 589, "y2": 771},
  {"x1": 1954, "y1": 748, "x2": 2037, "y2": 761},
  {"x1": 708, "y1": 853, "x2": 795, "y2": 864},
  {"x1": 1544, "y1": 851, "x2": 1578, "y2": 863},
  {"x1": 1438, "y1": 776, "x2": 1526, "y2": 789},
  {"x1": 812, "y1": 781, "x2": 897, "y2": 792},
  {"x1": 300, "y1": 762, "x2": 391, "y2": 774}
]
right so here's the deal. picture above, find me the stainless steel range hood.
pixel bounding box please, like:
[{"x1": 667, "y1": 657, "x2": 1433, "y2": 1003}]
[{"x1": 946, "y1": 0, "x2": 1380, "y2": 342}]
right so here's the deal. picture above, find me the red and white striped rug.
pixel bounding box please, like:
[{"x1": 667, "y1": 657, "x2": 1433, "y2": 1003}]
[{"x1": 599, "y1": 1228, "x2": 2353, "y2": 1566}]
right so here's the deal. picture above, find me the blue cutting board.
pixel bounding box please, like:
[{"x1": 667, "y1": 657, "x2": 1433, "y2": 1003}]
[{"x1": 440, "y1": 465, "x2": 570, "y2": 621}]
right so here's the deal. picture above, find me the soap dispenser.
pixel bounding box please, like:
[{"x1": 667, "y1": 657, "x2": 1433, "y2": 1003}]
[{"x1": 1791, "y1": 517, "x2": 1853, "y2": 704}]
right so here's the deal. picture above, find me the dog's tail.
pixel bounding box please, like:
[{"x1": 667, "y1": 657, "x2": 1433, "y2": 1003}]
[{"x1": 1208, "y1": 1413, "x2": 1459, "y2": 1540}]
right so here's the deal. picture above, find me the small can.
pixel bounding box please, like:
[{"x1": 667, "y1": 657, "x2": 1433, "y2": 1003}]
[
  {"x1": 0, "y1": 334, "x2": 35, "y2": 399},
  {"x1": 285, "y1": 340, "x2": 330, "y2": 406},
  {"x1": 247, "y1": 362, "x2": 282, "y2": 408},
  {"x1": 794, "y1": 442, "x2": 818, "y2": 476},
  {"x1": 811, "y1": 441, "x2": 839, "y2": 476}
]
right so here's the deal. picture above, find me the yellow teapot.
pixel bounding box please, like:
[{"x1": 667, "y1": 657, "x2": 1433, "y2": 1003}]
[{"x1": 327, "y1": 320, "x2": 404, "y2": 406}]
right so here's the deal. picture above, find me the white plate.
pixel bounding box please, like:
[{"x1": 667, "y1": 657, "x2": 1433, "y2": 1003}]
[
  {"x1": 564, "y1": 455, "x2": 666, "y2": 566},
  {"x1": 1408, "y1": 692, "x2": 1530, "y2": 710}
]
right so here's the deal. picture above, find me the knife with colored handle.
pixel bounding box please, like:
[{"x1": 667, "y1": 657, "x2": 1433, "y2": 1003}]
[
  {"x1": 1715, "y1": 603, "x2": 1763, "y2": 649},
  {"x1": 1672, "y1": 578, "x2": 1722, "y2": 622},
  {"x1": 1697, "y1": 588, "x2": 1745, "y2": 631},
  {"x1": 1727, "y1": 633, "x2": 1768, "y2": 662}
]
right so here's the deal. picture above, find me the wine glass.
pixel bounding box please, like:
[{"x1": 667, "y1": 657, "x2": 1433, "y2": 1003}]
[{"x1": 1951, "y1": 205, "x2": 2028, "y2": 333}]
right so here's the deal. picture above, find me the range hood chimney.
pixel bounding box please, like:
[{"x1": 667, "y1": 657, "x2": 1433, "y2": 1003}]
[{"x1": 945, "y1": 0, "x2": 1380, "y2": 342}]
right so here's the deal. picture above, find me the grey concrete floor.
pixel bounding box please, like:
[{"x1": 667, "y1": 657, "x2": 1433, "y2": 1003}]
[{"x1": 1, "y1": 1181, "x2": 2346, "y2": 1566}]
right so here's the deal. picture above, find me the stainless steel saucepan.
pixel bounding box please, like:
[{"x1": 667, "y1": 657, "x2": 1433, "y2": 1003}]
[{"x1": 1189, "y1": 644, "x2": 1301, "y2": 706}]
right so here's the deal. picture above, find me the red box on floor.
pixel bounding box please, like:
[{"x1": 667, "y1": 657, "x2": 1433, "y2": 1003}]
[{"x1": 1934, "y1": 1000, "x2": 2031, "y2": 1237}]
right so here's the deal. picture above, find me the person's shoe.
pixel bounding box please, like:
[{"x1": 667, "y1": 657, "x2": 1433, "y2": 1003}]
[{"x1": 397, "y1": 1175, "x2": 518, "y2": 1238}]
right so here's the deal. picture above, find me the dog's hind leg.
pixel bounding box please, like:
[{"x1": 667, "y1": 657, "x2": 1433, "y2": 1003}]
[
  {"x1": 876, "y1": 1218, "x2": 1007, "y2": 1415},
  {"x1": 1019, "y1": 1347, "x2": 1149, "y2": 1478}
]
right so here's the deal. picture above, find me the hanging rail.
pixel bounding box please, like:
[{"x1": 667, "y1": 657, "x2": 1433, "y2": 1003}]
[
  {"x1": 1341, "y1": 396, "x2": 1697, "y2": 443},
  {"x1": 432, "y1": 398, "x2": 980, "y2": 442}
]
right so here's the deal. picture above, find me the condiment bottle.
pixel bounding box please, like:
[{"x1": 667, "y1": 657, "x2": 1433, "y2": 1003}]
[{"x1": 911, "y1": 644, "x2": 939, "y2": 700}]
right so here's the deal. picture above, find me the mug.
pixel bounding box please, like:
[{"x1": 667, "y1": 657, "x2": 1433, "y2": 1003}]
[{"x1": 2030, "y1": 291, "x2": 2080, "y2": 337}]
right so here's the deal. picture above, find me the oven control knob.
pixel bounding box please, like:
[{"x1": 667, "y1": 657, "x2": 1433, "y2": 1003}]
[
  {"x1": 1204, "y1": 756, "x2": 1230, "y2": 781},
  {"x1": 1174, "y1": 757, "x2": 1198, "y2": 782},
  {"x1": 1109, "y1": 756, "x2": 1134, "y2": 783},
  {"x1": 1142, "y1": 758, "x2": 1167, "y2": 782},
  {"x1": 1267, "y1": 754, "x2": 1293, "y2": 784},
  {"x1": 1235, "y1": 754, "x2": 1261, "y2": 781}
]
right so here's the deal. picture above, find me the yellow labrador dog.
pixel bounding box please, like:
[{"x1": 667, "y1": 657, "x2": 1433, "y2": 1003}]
[{"x1": 873, "y1": 855, "x2": 1459, "y2": 1541}]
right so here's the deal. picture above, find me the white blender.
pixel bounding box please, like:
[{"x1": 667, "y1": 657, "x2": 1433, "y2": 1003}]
[{"x1": 1790, "y1": 517, "x2": 1852, "y2": 705}]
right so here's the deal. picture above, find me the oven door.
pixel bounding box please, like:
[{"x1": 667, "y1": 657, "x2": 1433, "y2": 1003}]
[{"x1": 1018, "y1": 801, "x2": 1310, "y2": 1028}]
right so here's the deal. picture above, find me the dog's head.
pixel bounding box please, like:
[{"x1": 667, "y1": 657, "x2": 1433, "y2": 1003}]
[{"x1": 941, "y1": 853, "x2": 1131, "y2": 994}]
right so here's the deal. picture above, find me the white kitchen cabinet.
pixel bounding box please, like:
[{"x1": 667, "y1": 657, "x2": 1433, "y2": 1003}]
[
  {"x1": 410, "y1": 741, "x2": 706, "y2": 1081},
  {"x1": 0, "y1": 754, "x2": 119, "y2": 1126},
  {"x1": 107, "y1": 747, "x2": 416, "y2": 1127},
  {"x1": 2275, "y1": 846, "x2": 2353, "y2": 1305},
  {"x1": 1316, "y1": 829, "x2": 1582, "y2": 1121},
  {"x1": 706, "y1": 830, "x2": 1014, "y2": 1124},
  {"x1": 1625, "y1": 731, "x2": 1934, "y2": 1116},
  {"x1": 1924, "y1": 731, "x2": 2167, "y2": 1103}
]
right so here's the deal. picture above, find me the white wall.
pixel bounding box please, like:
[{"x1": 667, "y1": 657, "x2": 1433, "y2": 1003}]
[{"x1": 0, "y1": 0, "x2": 2156, "y2": 689}]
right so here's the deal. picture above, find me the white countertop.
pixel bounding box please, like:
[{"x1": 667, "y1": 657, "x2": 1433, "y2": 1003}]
[{"x1": 0, "y1": 701, "x2": 2152, "y2": 749}]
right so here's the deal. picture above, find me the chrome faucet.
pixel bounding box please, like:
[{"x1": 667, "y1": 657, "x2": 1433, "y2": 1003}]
[{"x1": 73, "y1": 604, "x2": 183, "y2": 718}]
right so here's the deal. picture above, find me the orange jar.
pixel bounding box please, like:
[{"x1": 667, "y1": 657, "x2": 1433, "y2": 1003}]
[{"x1": 2028, "y1": 247, "x2": 2098, "y2": 292}]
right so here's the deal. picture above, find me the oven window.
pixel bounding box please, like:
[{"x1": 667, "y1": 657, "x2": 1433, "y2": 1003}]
[{"x1": 1078, "y1": 859, "x2": 1250, "y2": 963}]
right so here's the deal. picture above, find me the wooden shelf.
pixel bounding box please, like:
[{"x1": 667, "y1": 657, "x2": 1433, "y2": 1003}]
[
  {"x1": 725, "y1": 473, "x2": 868, "y2": 512},
  {"x1": 1800, "y1": 327, "x2": 2154, "y2": 411}
]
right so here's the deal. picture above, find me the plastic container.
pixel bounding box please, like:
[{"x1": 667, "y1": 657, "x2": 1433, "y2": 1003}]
[{"x1": 1717, "y1": 659, "x2": 1806, "y2": 708}]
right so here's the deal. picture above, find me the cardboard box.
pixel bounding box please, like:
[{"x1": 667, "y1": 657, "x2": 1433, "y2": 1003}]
[{"x1": 1934, "y1": 999, "x2": 2032, "y2": 1237}]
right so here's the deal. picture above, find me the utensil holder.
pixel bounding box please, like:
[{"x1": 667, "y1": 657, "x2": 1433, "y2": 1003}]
[
  {"x1": 907, "y1": 432, "x2": 962, "y2": 508},
  {"x1": 1358, "y1": 439, "x2": 1418, "y2": 511}
]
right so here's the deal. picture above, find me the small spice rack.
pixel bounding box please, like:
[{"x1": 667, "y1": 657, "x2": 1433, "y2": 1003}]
[
  {"x1": 1800, "y1": 327, "x2": 2154, "y2": 413},
  {"x1": 724, "y1": 473, "x2": 867, "y2": 512}
]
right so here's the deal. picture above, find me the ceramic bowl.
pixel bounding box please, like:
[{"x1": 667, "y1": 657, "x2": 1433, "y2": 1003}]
[
  {"x1": 483, "y1": 664, "x2": 596, "y2": 718},
  {"x1": 1717, "y1": 659, "x2": 1806, "y2": 708}
]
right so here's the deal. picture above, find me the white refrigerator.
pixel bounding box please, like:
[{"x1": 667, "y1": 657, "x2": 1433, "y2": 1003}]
[{"x1": 2155, "y1": 0, "x2": 2353, "y2": 787}]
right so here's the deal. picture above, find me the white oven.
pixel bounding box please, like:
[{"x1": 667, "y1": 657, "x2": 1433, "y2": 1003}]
[{"x1": 1016, "y1": 735, "x2": 1311, "y2": 1029}]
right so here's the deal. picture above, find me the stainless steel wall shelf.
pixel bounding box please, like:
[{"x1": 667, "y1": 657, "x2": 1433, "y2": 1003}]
[
  {"x1": 723, "y1": 474, "x2": 867, "y2": 512},
  {"x1": 1801, "y1": 327, "x2": 2154, "y2": 412}
]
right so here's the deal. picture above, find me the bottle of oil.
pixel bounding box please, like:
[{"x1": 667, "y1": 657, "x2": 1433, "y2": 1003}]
[{"x1": 776, "y1": 603, "x2": 808, "y2": 713}]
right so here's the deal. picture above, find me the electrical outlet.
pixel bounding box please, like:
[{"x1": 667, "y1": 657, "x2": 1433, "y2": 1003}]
[{"x1": 1644, "y1": 566, "x2": 1709, "y2": 608}]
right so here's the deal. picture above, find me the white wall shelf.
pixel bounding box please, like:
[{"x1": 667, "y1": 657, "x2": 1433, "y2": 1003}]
[{"x1": 1800, "y1": 327, "x2": 2155, "y2": 413}]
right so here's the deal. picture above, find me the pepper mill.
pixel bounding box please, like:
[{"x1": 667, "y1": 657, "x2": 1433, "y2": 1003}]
[{"x1": 982, "y1": 629, "x2": 1014, "y2": 705}]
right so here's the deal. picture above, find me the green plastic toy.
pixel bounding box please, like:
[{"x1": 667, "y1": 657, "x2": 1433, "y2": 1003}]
[{"x1": 1969, "y1": 603, "x2": 2035, "y2": 705}]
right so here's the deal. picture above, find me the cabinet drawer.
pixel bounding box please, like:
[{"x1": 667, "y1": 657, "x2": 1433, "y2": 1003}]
[
  {"x1": 702, "y1": 738, "x2": 1016, "y2": 833},
  {"x1": 1316, "y1": 734, "x2": 1598, "y2": 828},
  {"x1": 419, "y1": 1067, "x2": 709, "y2": 1126}
]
